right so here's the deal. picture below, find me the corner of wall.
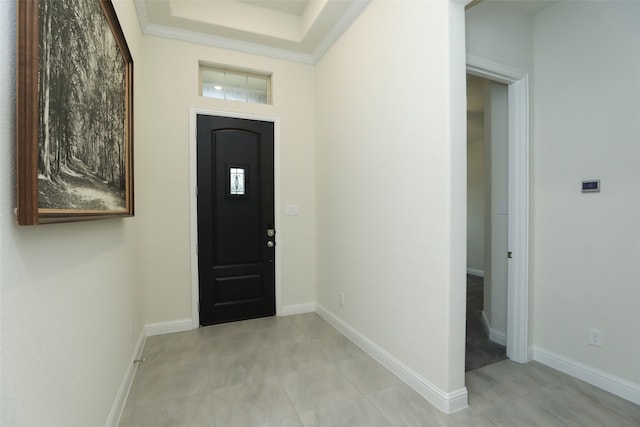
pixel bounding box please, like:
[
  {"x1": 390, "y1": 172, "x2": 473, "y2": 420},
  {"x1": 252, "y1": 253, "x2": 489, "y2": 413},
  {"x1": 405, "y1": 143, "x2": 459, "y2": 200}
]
[{"x1": 316, "y1": 304, "x2": 469, "y2": 414}]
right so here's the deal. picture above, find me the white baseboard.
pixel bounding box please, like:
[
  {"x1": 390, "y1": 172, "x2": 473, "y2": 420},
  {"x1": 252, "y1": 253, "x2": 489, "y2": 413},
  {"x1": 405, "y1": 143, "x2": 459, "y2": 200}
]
[
  {"x1": 489, "y1": 329, "x2": 507, "y2": 347},
  {"x1": 532, "y1": 346, "x2": 640, "y2": 405},
  {"x1": 109, "y1": 319, "x2": 194, "y2": 426},
  {"x1": 145, "y1": 318, "x2": 194, "y2": 336},
  {"x1": 481, "y1": 311, "x2": 507, "y2": 346},
  {"x1": 466, "y1": 268, "x2": 484, "y2": 277},
  {"x1": 315, "y1": 304, "x2": 468, "y2": 414},
  {"x1": 279, "y1": 303, "x2": 317, "y2": 316},
  {"x1": 105, "y1": 329, "x2": 146, "y2": 427}
]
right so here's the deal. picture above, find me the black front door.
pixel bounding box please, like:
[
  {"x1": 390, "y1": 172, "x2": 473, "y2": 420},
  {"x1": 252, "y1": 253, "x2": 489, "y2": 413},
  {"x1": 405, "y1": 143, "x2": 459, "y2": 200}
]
[{"x1": 197, "y1": 115, "x2": 275, "y2": 325}]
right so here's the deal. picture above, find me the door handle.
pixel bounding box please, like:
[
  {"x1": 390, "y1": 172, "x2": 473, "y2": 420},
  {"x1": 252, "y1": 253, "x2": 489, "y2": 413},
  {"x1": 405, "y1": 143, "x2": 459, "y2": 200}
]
[{"x1": 267, "y1": 241, "x2": 275, "y2": 248}]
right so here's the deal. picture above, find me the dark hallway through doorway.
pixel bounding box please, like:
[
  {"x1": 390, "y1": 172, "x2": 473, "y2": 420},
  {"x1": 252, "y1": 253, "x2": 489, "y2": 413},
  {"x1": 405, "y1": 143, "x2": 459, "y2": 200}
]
[{"x1": 465, "y1": 274, "x2": 507, "y2": 371}]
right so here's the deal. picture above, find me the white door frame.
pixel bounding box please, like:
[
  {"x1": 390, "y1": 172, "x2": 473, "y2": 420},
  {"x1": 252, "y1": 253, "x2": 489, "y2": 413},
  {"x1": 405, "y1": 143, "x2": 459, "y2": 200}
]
[
  {"x1": 188, "y1": 108, "x2": 282, "y2": 329},
  {"x1": 466, "y1": 54, "x2": 530, "y2": 363}
]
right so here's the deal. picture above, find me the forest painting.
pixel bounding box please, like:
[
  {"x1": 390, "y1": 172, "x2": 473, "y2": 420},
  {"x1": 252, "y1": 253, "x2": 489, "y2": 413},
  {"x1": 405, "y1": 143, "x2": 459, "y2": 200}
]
[{"x1": 16, "y1": 0, "x2": 133, "y2": 225}]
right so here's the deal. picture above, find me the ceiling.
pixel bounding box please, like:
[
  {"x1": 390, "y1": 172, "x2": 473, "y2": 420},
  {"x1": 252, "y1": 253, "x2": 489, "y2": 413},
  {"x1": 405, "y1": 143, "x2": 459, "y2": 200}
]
[
  {"x1": 133, "y1": 0, "x2": 370, "y2": 64},
  {"x1": 133, "y1": 0, "x2": 554, "y2": 65}
]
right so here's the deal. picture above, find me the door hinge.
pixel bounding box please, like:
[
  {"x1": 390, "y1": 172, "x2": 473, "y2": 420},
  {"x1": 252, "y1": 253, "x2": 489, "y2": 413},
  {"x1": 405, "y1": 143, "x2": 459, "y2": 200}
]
[{"x1": 507, "y1": 251, "x2": 513, "y2": 259}]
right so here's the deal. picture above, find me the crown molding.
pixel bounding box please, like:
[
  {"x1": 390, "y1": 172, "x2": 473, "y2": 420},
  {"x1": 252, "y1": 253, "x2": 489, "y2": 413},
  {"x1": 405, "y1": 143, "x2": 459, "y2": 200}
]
[
  {"x1": 144, "y1": 22, "x2": 315, "y2": 64},
  {"x1": 311, "y1": 0, "x2": 370, "y2": 64}
]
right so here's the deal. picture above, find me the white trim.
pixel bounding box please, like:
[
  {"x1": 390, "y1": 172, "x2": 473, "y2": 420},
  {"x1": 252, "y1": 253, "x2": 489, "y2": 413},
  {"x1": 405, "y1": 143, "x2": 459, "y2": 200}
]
[
  {"x1": 105, "y1": 329, "x2": 146, "y2": 427},
  {"x1": 481, "y1": 310, "x2": 507, "y2": 346},
  {"x1": 145, "y1": 318, "x2": 193, "y2": 337},
  {"x1": 467, "y1": 54, "x2": 527, "y2": 84},
  {"x1": 143, "y1": 23, "x2": 315, "y2": 65},
  {"x1": 279, "y1": 303, "x2": 317, "y2": 316},
  {"x1": 532, "y1": 346, "x2": 640, "y2": 405},
  {"x1": 466, "y1": 54, "x2": 530, "y2": 364},
  {"x1": 489, "y1": 329, "x2": 507, "y2": 347},
  {"x1": 506, "y1": 75, "x2": 530, "y2": 363},
  {"x1": 189, "y1": 109, "x2": 282, "y2": 327},
  {"x1": 466, "y1": 268, "x2": 484, "y2": 277},
  {"x1": 316, "y1": 304, "x2": 468, "y2": 414}
]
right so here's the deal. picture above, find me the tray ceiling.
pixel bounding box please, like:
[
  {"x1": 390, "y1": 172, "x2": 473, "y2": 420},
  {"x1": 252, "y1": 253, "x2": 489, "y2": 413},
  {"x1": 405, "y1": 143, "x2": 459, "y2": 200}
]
[{"x1": 133, "y1": 0, "x2": 370, "y2": 64}]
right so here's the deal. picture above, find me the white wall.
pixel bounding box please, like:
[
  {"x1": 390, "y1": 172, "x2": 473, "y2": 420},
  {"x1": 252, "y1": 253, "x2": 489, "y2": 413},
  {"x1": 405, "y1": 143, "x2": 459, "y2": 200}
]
[
  {"x1": 137, "y1": 35, "x2": 317, "y2": 324},
  {"x1": 485, "y1": 82, "x2": 508, "y2": 336},
  {"x1": 0, "y1": 1, "x2": 145, "y2": 425},
  {"x1": 315, "y1": 0, "x2": 467, "y2": 404},
  {"x1": 465, "y1": 2, "x2": 534, "y2": 72},
  {"x1": 533, "y1": 1, "x2": 640, "y2": 386}
]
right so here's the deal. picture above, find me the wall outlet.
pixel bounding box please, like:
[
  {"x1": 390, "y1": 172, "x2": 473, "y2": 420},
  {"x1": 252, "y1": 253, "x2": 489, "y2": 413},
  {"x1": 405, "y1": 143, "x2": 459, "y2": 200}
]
[
  {"x1": 339, "y1": 292, "x2": 345, "y2": 307},
  {"x1": 589, "y1": 328, "x2": 603, "y2": 348}
]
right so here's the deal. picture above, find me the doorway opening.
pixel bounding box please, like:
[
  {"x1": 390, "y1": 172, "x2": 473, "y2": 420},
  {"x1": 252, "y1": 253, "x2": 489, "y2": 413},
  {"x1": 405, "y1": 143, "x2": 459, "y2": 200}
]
[
  {"x1": 466, "y1": 55, "x2": 530, "y2": 366},
  {"x1": 466, "y1": 73, "x2": 509, "y2": 371}
]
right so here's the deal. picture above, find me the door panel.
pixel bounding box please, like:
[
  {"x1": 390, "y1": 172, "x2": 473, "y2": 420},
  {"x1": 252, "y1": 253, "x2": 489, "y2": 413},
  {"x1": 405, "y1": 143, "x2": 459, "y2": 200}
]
[{"x1": 197, "y1": 115, "x2": 275, "y2": 325}]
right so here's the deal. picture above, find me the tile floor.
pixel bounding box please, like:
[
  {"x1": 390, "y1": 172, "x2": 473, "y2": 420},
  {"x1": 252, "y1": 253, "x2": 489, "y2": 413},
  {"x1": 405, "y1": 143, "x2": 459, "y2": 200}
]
[{"x1": 119, "y1": 313, "x2": 640, "y2": 426}]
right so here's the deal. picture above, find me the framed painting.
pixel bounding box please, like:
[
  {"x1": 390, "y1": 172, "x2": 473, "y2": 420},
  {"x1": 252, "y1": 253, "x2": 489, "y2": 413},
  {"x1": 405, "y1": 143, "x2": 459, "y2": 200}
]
[{"x1": 16, "y1": 0, "x2": 134, "y2": 225}]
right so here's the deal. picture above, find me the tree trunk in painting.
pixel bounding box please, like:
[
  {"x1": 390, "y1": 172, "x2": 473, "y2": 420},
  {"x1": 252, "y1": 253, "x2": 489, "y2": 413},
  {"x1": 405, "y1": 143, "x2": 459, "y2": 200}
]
[{"x1": 40, "y1": 0, "x2": 52, "y2": 181}]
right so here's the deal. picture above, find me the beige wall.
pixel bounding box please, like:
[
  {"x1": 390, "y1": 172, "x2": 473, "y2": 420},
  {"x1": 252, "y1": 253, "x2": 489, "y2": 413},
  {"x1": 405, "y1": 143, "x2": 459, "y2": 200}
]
[
  {"x1": 138, "y1": 35, "x2": 317, "y2": 324},
  {"x1": 315, "y1": 0, "x2": 467, "y2": 397},
  {"x1": 0, "y1": 1, "x2": 145, "y2": 425}
]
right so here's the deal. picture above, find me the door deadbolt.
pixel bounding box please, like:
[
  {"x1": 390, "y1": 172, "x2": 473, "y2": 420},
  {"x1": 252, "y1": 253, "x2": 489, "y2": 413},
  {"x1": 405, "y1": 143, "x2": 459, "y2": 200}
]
[{"x1": 267, "y1": 229, "x2": 275, "y2": 237}]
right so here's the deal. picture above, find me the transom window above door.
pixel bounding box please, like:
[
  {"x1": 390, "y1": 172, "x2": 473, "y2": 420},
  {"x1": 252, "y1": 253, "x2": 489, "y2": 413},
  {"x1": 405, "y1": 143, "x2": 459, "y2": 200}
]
[{"x1": 199, "y1": 63, "x2": 272, "y2": 105}]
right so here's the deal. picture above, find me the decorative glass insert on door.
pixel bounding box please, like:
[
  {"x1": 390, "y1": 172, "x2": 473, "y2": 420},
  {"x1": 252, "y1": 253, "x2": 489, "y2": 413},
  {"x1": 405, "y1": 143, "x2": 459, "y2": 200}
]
[{"x1": 230, "y1": 167, "x2": 246, "y2": 196}]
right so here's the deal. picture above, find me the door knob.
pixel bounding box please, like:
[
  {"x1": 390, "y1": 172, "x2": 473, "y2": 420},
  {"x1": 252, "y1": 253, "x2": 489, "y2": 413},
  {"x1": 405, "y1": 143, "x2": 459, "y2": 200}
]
[{"x1": 267, "y1": 241, "x2": 275, "y2": 248}]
